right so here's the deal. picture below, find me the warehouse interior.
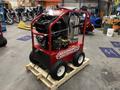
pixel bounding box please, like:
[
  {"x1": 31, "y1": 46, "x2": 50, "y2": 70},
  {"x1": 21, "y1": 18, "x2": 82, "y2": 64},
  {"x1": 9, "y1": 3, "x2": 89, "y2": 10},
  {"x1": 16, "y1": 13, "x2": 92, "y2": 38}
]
[{"x1": 0, "y1": 0, "x2": 120, "y2": 90}]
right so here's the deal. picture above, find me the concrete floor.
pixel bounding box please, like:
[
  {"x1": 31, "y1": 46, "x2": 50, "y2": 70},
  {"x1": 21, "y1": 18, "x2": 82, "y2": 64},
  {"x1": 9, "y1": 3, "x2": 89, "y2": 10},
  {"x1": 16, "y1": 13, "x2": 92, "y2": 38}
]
[{"x1": 0, "y1": 24, "x2": 120, "y2": 90}]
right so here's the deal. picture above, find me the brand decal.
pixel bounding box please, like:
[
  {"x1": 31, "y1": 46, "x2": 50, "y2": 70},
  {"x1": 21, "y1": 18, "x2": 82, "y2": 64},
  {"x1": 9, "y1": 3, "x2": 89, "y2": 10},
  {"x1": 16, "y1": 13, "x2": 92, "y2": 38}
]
[{"x1": 56, "y1": 46, "x2": 79, "y2": 59}]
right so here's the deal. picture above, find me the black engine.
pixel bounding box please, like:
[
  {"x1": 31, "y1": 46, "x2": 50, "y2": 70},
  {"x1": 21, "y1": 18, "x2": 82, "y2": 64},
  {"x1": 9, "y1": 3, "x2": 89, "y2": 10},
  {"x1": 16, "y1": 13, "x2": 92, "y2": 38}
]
[{"x1": 34, "y1": 15, "x2": 69, "y2": 50}]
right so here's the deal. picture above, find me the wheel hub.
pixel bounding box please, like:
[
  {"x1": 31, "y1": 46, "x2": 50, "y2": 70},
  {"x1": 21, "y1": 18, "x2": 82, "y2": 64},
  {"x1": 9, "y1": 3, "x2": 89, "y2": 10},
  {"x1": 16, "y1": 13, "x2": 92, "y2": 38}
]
[
  {"x1": 57, "y1": 66, "x2": 65, "y2": 77},
  {"x1": 78, "y1": 55, "x2": 84, "y2": 64}
]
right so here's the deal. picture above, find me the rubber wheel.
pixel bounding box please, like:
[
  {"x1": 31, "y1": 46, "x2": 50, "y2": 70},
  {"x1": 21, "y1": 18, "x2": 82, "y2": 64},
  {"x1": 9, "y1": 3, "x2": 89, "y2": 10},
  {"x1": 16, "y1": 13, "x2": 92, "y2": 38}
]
[
  {"x1": 22, "y1": 15, "x2": 27, "y2": 22},
  {"x1": 29, "y1": 50, "x2": 39, "y2": 65},
  {"x1": 72, "y1": 52, "x2": 85, "y2": 67},
  {"x1": 50, "y1": 61, "x2": 67, "y2": 80},
  {"x1": 28, "y1": 15, "x2": 33, "y2": 21},
  {"x1": 7, "y1": 19, "x2": 14, "y2": 25},
  {"x1": 0, "y1": 36, "x2": 7, "y2": 47},
  {"x1": 15, "y1": 15, "x2": 20, "y2": 23}
]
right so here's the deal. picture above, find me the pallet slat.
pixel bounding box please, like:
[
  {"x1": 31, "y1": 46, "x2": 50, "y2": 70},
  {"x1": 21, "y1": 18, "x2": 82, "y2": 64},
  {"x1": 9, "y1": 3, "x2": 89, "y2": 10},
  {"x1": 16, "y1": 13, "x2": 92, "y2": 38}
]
[{"x1": 26, "y1": 58, "x2": 89, "y2": 90}]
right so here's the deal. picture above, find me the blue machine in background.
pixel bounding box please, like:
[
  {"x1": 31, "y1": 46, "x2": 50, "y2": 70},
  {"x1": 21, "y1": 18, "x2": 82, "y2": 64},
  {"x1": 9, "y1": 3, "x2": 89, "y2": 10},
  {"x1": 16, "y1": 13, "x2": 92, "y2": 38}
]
[
  {"x1": 89, "y1": 7, "x2": 102, "y2": 28},
  {"x1": 0, "y1": 3, "x2": 6, "y2": 32},
  {"x1": 90, "y1": 15, "x2": 102, "y2": 28}
]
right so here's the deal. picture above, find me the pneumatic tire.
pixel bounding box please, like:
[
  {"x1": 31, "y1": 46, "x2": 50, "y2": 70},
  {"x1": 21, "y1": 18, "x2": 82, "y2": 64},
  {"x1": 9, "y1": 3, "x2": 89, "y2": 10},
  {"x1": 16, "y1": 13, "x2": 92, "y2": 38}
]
[
  {"x1": 29, "y1": 50, "x2": 39, "y2": 65},
  {"x1": 0, "y1": 36, "x2": 7, "y2": 47},
  {"x1": 50, "y1": 61, "x2": 67, "y2": 80},
  {"x1": 73, "y1": 52, "x2": 85, "y2": 67}
]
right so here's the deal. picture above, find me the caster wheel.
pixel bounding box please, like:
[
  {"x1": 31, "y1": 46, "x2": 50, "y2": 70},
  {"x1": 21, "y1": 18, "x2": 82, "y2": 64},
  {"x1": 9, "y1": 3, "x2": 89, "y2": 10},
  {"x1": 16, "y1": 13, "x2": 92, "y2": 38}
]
[
  {"x1": 50, "y1": 61, "x2": 67, "y2": 80},
  {"x1": 0, "y1": 36, "x2": 7, "y2": 47},
  {"x1": 7, "y1": 19, "x2": 14, "y2": 25},
  {"x1": 73, "y1": 52, "x2": 85, "y2": 67}
]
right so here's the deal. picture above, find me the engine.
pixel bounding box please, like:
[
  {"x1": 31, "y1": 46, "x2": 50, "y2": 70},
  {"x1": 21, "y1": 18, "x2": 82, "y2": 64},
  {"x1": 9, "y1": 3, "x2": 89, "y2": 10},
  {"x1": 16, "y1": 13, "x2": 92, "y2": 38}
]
[
  {"x1": 34, "y1": 15, "x2": 69, "y2": 50},
  {"x1": 36, "y1": 31, "x2": 69, "y2": 50}
]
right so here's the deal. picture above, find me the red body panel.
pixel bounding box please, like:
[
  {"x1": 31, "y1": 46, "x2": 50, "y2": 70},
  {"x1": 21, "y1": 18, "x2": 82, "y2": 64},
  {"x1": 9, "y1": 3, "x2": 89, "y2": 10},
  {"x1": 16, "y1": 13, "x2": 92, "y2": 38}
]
[{"x1": 33, "y1": 42, "x2": 83, "y2": 66}]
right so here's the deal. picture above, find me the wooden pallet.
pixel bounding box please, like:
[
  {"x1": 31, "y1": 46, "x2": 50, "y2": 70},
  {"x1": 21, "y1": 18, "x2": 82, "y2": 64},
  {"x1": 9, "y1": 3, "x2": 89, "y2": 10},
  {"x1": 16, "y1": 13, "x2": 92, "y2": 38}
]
[{"x1": 26, "y1": 58, "x2": 90, "y2": 90}]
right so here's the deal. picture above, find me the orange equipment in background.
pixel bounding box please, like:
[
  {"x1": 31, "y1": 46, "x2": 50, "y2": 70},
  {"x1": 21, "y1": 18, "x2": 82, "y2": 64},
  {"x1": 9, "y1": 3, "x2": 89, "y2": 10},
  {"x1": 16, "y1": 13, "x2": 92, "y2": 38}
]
[{"x1": 36, "y1": 0, "x2": 62, "y2": 7}]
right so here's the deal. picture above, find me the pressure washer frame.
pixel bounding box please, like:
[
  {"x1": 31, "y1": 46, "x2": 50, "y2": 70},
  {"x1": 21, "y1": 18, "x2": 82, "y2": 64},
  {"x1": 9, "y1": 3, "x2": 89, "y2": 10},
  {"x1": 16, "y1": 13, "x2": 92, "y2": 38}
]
[{"x1": 30, "y1": 9, "x2": 88, "y2": 67}]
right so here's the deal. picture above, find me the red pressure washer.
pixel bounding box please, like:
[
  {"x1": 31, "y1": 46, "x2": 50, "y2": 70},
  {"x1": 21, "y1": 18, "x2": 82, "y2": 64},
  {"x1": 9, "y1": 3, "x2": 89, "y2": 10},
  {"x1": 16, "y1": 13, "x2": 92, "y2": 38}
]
[{"x1": 29, "y1": 9, "x2": 88, "y2": 80}]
